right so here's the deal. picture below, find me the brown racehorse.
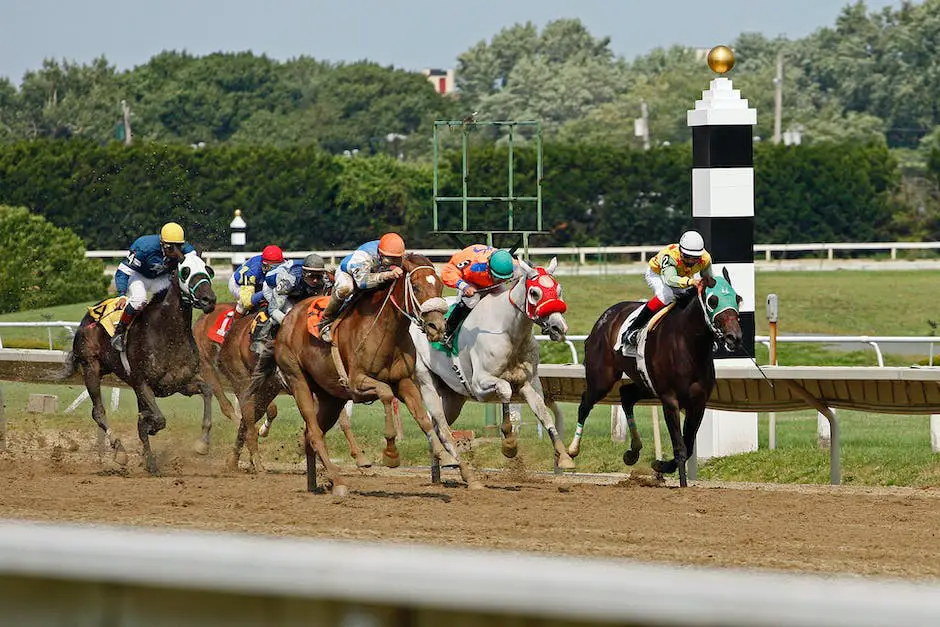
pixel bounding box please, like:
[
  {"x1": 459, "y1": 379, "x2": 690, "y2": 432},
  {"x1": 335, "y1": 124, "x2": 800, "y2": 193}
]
[
  {"x1": 63, "y1": 254, "x2": 217, "y2": 473},
  {"x1": 194, "y1": 306, "x2": 373, "y2": 468},
  {"x1": 567, "y1": 270, "x2": 743, "y2": 487},
  {"x1": 237, "y1": 253, "x2": 480, "y2": 497}
]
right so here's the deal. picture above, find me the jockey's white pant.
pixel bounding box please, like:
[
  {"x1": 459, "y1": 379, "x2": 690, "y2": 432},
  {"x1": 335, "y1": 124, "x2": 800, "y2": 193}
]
[
  {"x1": 117, "y1": 264, "x2": 170, "y2": 310},
  {"x1": 333, "y1": 269, "x2": 355, "y2": 300},
  {"x1": 645, "y1": 268, "x2": 681, "y2": 306}
]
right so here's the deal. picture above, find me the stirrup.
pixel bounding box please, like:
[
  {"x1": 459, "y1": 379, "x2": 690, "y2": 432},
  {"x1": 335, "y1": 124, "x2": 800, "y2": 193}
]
[
  {"x1": 320, "y1": 323, "x2": 332, "y2": 343},
  {"x1": 111, "y1": 333, "x2": 126, "y2": 353}
]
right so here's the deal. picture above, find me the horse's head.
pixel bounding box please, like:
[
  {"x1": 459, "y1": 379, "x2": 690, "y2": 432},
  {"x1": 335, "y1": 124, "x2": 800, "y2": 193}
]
[
  {"x1": 177, "y1": 254, "x2": 217, "y2": 313},
  {"x1": 702, "y1": 268, "x2": 743, "y2": 353},
  {"x1": 401, "y1": 253, "x2": 448, "y2": 343},
  {"x1": 516, "y1": 257, "x2": 568, "y2": 341}
]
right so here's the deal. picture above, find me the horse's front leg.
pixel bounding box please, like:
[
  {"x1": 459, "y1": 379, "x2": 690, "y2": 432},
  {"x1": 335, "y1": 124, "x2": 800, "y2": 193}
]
[
  {"x1": 82, "y1": 359, "x2": 128, "y2": 466},
  {"x1": 651, "y1": 394, "x2": 688, "y2": 486},
  {"x1": 620, "y1": 384, "x2": 645, "y2": 466},
  {"x1": 499, "y1": 403, "x2": 518, "y2": 459},
  {"x1": 518, "y1": 379, "x2": 576, "y2": 470},
  {"x1": 133, "y1": 382, "x2": 164, "y2": 474},
  {"x1": 395, "y1": 376, "x2": 482, "y2": 490},
  {"x1": 179, "y1": 379, "x2": 213, "y2": 456},
  {"x1": 680, "y1": 381, "x2": 710, "y2": 482}
]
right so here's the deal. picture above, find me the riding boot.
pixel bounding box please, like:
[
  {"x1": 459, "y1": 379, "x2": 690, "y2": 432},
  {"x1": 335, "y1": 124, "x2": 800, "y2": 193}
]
[
  {"x1": 441, "y1": 301, "x2": 472, "y2": 350},
  {"x1": 318, "y1": 294, "x2": 345, "y2": 343},
  {"x1": 111, "y1": 305, "x2": 138, "y2": 352},
  {"x1": 625, "y1": 304, "x2": 657, "y2": 347},
  {"x1": 250, "y1": 318, "x2": 275, "y2": 354}
]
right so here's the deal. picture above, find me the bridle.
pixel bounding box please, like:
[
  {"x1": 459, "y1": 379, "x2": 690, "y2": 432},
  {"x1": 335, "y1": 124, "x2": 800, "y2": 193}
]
[{"x1": 389, "y1": 264, "x2": 448, "y2": 333}]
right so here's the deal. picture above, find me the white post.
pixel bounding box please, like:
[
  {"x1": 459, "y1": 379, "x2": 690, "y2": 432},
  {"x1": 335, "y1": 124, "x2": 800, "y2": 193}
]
[
  {"x1": 687, "y1": 55, "x2": 759, "y2": 463},
  {"x1": 110, "y1": 388, "x2": 121, "y2": 412},
  {"x1": 651, "y1": 405, "x2": 663, "y2": 461},
  {"x1": 610, "y1": 407, "x2": 626, "y2": 442},
  {"x1": 817, "y1": 409, "x2": 834, "y2": 449},
  {"x1": 230, "y1": 210, "x2": 247, "y2": 276},
  {"x1": 930, "y1": 415, "x2": 940, "y2": 453}
]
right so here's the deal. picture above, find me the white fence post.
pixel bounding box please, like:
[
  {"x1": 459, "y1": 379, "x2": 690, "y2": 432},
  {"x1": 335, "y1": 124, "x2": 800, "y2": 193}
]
[
  {"x1": 818, "y1": 409, "x2": 835, "y2": 449},
  {"x1": 931, "y1": 415, "x2": 940, "y2": 454}
]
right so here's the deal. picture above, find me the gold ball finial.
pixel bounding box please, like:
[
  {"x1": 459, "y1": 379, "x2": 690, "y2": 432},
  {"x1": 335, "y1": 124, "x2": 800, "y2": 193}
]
[{"x1": 707, "y1": 45, "x2": 735, "y2": 74}]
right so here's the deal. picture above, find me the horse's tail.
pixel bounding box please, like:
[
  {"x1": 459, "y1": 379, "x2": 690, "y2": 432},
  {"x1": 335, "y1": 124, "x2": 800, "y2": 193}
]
[
  {"x1": 57, "y1": 350, "x2": 81, "y2": 382},
  {"x1": 247, "y1": 345, "x2": 278, "y2": 397}
]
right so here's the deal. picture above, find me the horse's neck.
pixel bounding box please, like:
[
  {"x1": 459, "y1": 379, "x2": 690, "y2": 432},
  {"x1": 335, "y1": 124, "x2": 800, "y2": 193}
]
[
  {"x1": 150, "y1": 282, "x2": 193, "y2": 331},
  {"x1": 478, "y1": 280, "x2": 532, "y2": 338},
  {"x1": 671, "y1": 296, "x2": 712, "y2": 351}
]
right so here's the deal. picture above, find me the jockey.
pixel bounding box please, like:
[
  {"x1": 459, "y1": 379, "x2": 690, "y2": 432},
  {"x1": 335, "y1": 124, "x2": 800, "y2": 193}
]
[
  {"x1": 317, "y1": 232, "x2": 406, "y2": 343},
  {"x1": 250, "y1": 254, "x2": 333, "y2": 353},
  {"x1": 228, "y1": 245, "x2": 285, "y2": 317},
  {"x1": 112, "y1": 222, "x2": 197, "y2": 352},
  {"x1": 439, "y1": 245, "x2": 516, "y2": 350},
  {"x1": 623, "y1": 230, "x2": 716, "y2": 348}
]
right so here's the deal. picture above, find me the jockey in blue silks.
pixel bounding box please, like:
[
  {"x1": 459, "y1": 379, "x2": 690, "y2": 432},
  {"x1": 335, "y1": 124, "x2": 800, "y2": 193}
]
[
  {"x1": 112, "y1": 222, "x2": 196, "y2": 352},
  {"x1": 227, "y1": 245, "x2": 285, "y2": 317}
]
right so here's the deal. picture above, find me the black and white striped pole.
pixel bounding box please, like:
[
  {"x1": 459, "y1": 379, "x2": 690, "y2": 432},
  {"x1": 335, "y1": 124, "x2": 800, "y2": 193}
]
[
  {"x1": 687, "y1": 45, "x2": 758, "y2": 461},
  {"x1": 230, "y1": 209, "x2": 247, "y2": 276}
]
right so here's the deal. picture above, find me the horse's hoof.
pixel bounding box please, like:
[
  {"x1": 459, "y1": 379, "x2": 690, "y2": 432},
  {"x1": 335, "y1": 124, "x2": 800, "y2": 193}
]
[
  {"x1": 193, "y1": 440, "x2": 209, "y2": 456},
  {"x1": 556, "y1": 454, "x2": 576, "y2": 471},
  {"x1": 355, "y1": 455, "x2": 373, "y2": 468},
  {"x1": 566, "y1": 444, "x2": 580, "y2": 459},
  {"x1": 623, "y1": 449, "x2": 641, "y2": 466},
  {"x1": 501, "y1": 440, "x2": 518, "y2": 459},
  {"x1": 226, "y1": 453, "x2": 240, "y2": 472},
  {"x1": 467, "y1": 480, "x2": 485, "y2": 491},
  {"x1": 113, "y1": 449, "x2": 128, "y2": 467},
  {"x1": 382, "y1": 452, "x2": 401, "y2": 468},
  {"x1": 439, "y1": 451, "x2": 460, "y2": 468},
  {"x1": 651, "y1": 459, "x2": 678, "y2": 474},
  {"x1": 331, "y1": 484, "x2": 349, "y2": 499},
  {"x1": 258, "y1": 424, "x2": 270, "y2": 438}
]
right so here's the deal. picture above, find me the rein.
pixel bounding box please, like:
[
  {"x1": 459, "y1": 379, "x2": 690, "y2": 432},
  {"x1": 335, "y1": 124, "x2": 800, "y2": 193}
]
[{"x1": 507, "y1": 275, "x2": 555, "y2": 333}]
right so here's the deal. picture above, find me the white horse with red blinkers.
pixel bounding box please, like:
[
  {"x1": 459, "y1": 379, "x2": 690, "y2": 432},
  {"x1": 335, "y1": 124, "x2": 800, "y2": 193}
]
[{"x1": 409, "y1": 257, "x2": 576, "y2": 470}]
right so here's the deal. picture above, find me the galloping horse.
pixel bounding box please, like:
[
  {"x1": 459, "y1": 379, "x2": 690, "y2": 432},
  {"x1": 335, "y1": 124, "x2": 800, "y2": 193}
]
[
  {"x1": 238, "y1": 253, "x2": 477, "y2": 496},
  {"x1": 410, "y1": 257, "x2": 576, "y2": 471},
  {"x1": 64, "y1": 254, "x2": 218, "y2": 473},
  {"x1": 194, "y1": 307, "x2": 373, "y2": 468},
  {"x1": 568, "y1": 269, "x2": 743, "y2": 487}
]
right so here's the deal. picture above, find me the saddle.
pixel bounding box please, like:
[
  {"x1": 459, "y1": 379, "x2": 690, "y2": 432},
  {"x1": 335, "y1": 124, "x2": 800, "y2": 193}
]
[
  {"x1": 86, "y1": 297, "x2": 127, "y2": 338},
  {"x1": 207, "y1": 305, "x2": 237, "y2": 344},
  {"x1": 615, "y1": 302, "x2": 675, "y2": 357}
]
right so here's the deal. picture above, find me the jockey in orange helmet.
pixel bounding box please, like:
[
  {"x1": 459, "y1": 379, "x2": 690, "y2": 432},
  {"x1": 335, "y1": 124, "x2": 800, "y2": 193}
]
[
  {"x1": 318, "y1": 232, "x2": 406, "y2": 342},
  {"x1": 439, "y1": 245, "x2": 516, "y2": 350}
]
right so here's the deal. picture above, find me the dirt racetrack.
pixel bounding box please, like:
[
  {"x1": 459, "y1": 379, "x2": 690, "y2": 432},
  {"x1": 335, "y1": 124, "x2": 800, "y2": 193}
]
[{"x1": 2, "y1": 424, "x2": 940, "y2": 582}]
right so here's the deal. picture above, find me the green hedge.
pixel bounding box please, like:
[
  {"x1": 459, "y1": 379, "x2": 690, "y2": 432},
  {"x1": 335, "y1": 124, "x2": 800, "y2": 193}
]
[
  {"x1": 0, "y1": 139, "x2": 903, "y2": 251},
  {"x1": 0, "y1": 205, "x2": 108, "y2": 313}
]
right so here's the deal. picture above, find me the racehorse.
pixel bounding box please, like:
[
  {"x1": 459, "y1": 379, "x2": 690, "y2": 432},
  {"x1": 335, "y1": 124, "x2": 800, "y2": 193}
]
[
  {"x1": 63, "y1": 254, "x2": 218, "y2": 473},
  {"x1": 409, "y1": 257, "x2": 576, "y2": 472},
  {"x1": 239, "y1": 252, "x2": 477, "y2": 496},
  {"x1": 194, "y1": 306, "x2": 373, "y2": 469},
  {"x1": 567, "y1": 269, "x2": 743, "y2": 487}
]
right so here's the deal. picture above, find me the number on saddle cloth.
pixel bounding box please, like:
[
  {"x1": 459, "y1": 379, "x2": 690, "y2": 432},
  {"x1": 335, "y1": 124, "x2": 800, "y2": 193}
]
[
  {"x1": 86, "y1": 297, "x2": 127, "y2": 337},
  {"x1": 208, "y1": 306, "x2": 237, "y2": 344}
]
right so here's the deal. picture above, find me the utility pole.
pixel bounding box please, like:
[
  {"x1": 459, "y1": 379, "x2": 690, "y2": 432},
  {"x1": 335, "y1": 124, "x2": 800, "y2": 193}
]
[
  {"x1": 773, "y1": 52, "x2": 783, "y2": 145},
  {"x1": 121, "y1": 99, "x2": 133, "y2": 146}
]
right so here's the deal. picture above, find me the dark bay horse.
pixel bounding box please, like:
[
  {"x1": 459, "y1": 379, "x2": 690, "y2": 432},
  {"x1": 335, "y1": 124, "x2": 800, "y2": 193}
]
[
  {"x1": 239, "y1": 253, "x2": 477, "y2": 497},
  {"x1": 194, "y1": 303, "x2": 373, "y2": 468},
  {"x1": 568, "y1": 270, "x2": 743, "y2": 487},
  {"x1": 63, "y1": 254, "x2": 217, "y2": 473}
]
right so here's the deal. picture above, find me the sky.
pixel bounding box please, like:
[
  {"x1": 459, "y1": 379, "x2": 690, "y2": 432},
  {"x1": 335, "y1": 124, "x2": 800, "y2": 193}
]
[{"x1": 0, "y1": 0, "x2": 907, "y2": 84}]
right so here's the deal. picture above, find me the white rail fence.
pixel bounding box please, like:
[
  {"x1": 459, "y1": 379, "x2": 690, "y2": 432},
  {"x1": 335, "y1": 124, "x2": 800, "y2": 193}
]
[
  {"x1": 85, "y1": 240, "x2": 940, "y2": 266},
  {"x1": 1, "y1": 520, "x2": 939, "y2": 627}
]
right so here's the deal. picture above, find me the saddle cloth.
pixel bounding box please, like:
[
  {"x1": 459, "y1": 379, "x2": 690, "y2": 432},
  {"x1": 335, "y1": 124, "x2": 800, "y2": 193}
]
[
  {"x1": 207, "y1": 306, "x2": 237, "y2": 344},
  {"x1": 305, "y1": 296, "x2": 332, "y2": 340},
  {"x1": 430, "y1": 303, "x2": 462, "y2": 356},
  {"x1": 86, "y1": 298, "x2": 126, "y2": 338},
  {"x1": 613, "y1": 302, "x2": 675, "y2": 355}
]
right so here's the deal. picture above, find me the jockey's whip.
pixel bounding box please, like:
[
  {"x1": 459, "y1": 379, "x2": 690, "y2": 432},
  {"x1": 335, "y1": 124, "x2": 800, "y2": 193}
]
[{"x1": 742, "y1": 344, "x2": 775, "y2": 389}]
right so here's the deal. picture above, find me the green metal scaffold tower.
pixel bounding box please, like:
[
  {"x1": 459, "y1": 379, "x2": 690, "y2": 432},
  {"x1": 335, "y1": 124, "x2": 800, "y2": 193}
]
[{"x1": 431, "y1": 119, "x2": 545, "y2": 258}]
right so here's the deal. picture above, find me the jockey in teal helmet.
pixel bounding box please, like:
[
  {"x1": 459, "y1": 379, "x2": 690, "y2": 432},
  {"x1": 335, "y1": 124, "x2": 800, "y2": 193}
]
[{"x1": 439, "y1": 245, "x2": 517, "y2": 350}]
